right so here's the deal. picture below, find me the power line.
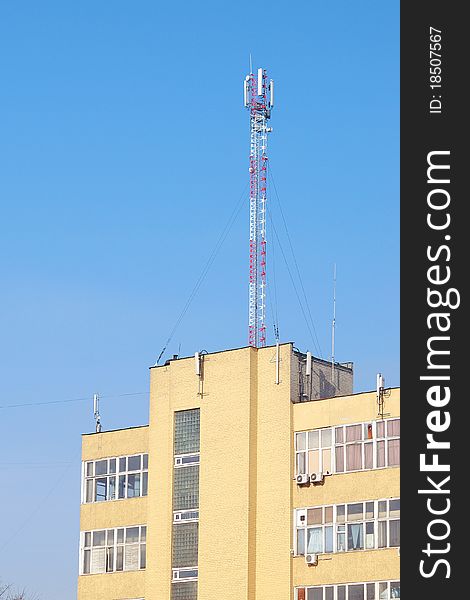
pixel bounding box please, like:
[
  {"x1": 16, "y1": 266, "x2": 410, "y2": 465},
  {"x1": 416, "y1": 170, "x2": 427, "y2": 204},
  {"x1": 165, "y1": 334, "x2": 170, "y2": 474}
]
[
  {"x1": 268, "y1": 166, "x2": 324, "y2": 357},
  {"x1": 0, "y1": 452, "x2": 81, "y2": 555},
  {"x1": 271, "y1": 227, "x2": 280, "y2": 337},
  {"x1": 0, "y1": 461, "x2": 73, "y2": 465},
  {"x1": 0, "y1": 462, "x2": 74, "y2": 469},
  {"x1": 156, "y1": 184, "x2": 248, "y2": 365},
  {"x1": 267, "y1": 208, "x2": 322, "y2": 357},
  {"x1": 0, "y1": 391, "x2": 147, "y2": 410},
  {"x1": 266, "y1": 201, "x2": 280, "y2": 341}
]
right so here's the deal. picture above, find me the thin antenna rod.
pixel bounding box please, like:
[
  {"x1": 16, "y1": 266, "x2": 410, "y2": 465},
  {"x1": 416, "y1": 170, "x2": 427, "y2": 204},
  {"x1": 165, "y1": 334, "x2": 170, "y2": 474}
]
[
  {"x1": 331, "y1": 263, "x2": 337, "y2": 384},
  {"x1": 93, "y1": 393, "x2": 102, "y2": 433},
  {"x1": 249, "y1": 53, "x2": 252, "y2": 74}
]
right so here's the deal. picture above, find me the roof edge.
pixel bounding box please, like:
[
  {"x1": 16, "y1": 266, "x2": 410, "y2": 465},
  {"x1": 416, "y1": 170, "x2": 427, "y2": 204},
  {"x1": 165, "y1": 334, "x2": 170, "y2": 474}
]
[{"x1": 82, "y1": 424, "x2": 149, "y2": 437}]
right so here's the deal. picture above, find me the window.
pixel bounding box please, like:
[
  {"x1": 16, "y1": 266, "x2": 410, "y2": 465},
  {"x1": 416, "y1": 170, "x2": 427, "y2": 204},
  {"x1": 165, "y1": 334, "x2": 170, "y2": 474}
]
[
  {"x1": 171, "y1": 581, "x2": 197, "y2": 600},
  {"x1": 174, "y1": 510, "x2": 199, "y2": 523},
  {"x1": 295, "y1": 498, "x2": 400, "y2": 555},
  {"x1": 82, "y1": 454, "x2": 148, "y2": 503},
  {"x1": 174, "y1": 409, "x2": 200, "y2": 454},
  {"x1": 173, "y1": 465, "x2": 199, "y2": 511},
  {"x1": 81, "y1": 525, "x2": 146, "y2": 574},
  {"x1": 172, "y1": 568, "x2": 198, "y2": 582},
  {"x1": 295, "y1": 428, "x2": 333, "y2": 476},
  {"x1": 295, "y1": 418, "x2": 400, "y2": 476},
  {"x1": 172, "y1": 523, "x2": 199, "y2": 568},
  {"x1": 296, "y1": 582, "x2": 400, "y2": 600},
  {"x1": 172, "y1": 409, "x2": 200, "y2": 600},
  {"x1": 175, "y1": 454, "x2": 200, "y2": 467}
]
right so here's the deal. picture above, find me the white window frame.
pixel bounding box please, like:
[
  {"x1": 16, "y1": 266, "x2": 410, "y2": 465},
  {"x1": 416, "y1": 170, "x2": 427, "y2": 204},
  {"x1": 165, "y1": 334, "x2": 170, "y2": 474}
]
[
  {"x1": 174, "y1": 453, "x2": 200, "y2": 468},
  {"x1": 294, "y1": 498, "x2": 400, "y2": 556},
  {"x1": 294, "y1": 418, "x2": 400, "y2": 477},
  {"x1": 295, "y1": 580, "x2": 400, "y2": 600},
  {"x1": 172, "y1": 567, "x2": 198, "y2": 582},
  {"x1": 173, "y1": 509, "x2": 199, "y2": 523},
  {"x1": 80, "y1": 525, "x2": 147, "y2": 575},
  {"x1": 81, "y1": 453, "x2": 149, "y2": 504}
]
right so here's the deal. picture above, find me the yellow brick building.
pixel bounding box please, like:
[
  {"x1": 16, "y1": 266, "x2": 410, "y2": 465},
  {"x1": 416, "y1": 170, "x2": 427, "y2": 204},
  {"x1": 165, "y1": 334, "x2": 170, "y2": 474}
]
[{"x1": 78, "y1": 343, "x2": 400, "y2": 600}]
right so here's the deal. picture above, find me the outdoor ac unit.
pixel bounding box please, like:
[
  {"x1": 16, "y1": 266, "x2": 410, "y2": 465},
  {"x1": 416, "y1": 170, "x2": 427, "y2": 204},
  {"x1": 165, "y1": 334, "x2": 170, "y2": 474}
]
[
  {"x1": 310, "y1": 472, "x2": 324, "y2": 483},
  {"x1": 305, "y1": 553, "x2": 318, "y2": 565},
  {"x1": 296, "y1": 473, "x2": 309, "y2": 485}
]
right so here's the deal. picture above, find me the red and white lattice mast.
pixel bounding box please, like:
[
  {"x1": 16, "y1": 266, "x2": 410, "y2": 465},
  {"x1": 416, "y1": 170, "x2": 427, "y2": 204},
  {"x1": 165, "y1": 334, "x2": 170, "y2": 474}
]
[{"x1": 244, "y1": 67, "x2": 274, "y2": 347}]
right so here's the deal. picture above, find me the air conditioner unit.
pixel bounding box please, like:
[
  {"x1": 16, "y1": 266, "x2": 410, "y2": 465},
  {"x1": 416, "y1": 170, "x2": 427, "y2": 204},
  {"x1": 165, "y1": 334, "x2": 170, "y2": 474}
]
[
  {"x1": 310, "y1": 472, "x2": 324, "y2": 483},
  {"x1": 296, "y1": 473, "x2": 309, "y2": 485},
  {"x1": 305, "y1": 553, "x2": 318, "y2": 565}
]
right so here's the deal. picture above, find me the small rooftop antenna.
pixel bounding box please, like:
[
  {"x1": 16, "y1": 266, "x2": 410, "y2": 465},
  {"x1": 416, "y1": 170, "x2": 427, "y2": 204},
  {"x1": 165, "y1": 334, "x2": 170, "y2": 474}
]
[
  {"x1": 331, "y1": 263, "x2": 337, "y2": 385},
  {"x1": 93, "y1": 393, "x2": 102, "y2": 433},
  {"x1": 376, "y1": 373, "x2": 386, "y2": 417}
]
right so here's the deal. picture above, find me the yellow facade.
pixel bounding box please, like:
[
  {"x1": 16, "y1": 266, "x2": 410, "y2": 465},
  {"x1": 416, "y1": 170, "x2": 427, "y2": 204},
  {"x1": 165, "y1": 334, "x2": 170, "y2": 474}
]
[
  {"x1": 78, "y1": 343, "x2": 400, "y2": 600},
  {"x1": 292, "y1": 391, "x2": 400, "y2": 591},
  {"x1": 79, "y1": 425, "x2": 149, "y2": 600}
]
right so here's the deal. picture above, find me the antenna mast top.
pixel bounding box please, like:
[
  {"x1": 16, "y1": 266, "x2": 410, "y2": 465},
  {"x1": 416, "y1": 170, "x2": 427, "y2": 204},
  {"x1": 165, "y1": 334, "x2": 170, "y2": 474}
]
[{"x1": 244, "y1": 67, "x2": 274, "y2": 348}]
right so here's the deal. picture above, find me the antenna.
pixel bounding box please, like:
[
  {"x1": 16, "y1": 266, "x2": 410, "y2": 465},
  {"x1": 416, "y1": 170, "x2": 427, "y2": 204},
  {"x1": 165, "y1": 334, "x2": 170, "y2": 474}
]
[
  {"x1": 377, "y1": 373, "x2": 385, "y2": 397},
  {"x1": 244, "y1": 67, "x2": 274, "y2": 347},
  {"x1": 376, "y1": 373, "x2": 385, "y2": 417},
  {"x1": 275, "y1": 341, "x2": 280, "y2": 384},
  {"x1": 306, "y1": 351, "x2": 312, "y2": 377},
  {"x1": 93, "y1": 393, "x2": 102, "y2": 433},
  {"x1": 331, "y1": 263, "x2": 337, "y2": 384}
]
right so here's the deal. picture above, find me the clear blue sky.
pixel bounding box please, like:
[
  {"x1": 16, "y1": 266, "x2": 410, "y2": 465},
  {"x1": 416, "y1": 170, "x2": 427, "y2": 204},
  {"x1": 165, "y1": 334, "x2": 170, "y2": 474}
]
[{"x1": 0, "y1": 1, "x2": 398, "y2": 597}]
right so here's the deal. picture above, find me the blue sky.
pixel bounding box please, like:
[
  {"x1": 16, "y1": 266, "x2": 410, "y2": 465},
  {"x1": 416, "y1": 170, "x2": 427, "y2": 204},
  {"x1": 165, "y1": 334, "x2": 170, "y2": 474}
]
[{"x1": 0, "y1": 1, "x2": 398, "y2": 597}]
